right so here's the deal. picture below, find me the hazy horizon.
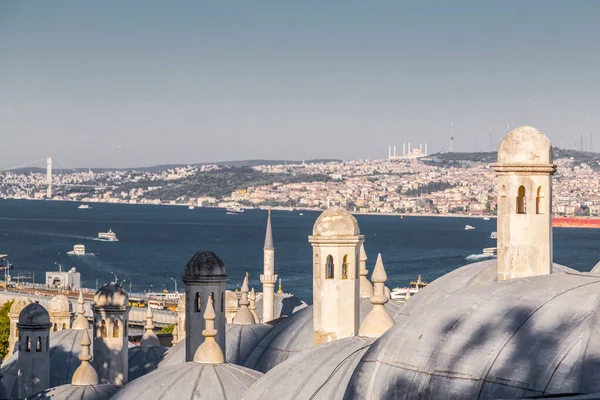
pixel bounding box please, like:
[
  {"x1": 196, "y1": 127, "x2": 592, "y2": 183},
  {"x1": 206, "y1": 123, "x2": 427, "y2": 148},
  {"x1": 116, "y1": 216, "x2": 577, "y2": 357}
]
[{"x1": 1, "y1": 1, "x2": 600, "y2": 168}]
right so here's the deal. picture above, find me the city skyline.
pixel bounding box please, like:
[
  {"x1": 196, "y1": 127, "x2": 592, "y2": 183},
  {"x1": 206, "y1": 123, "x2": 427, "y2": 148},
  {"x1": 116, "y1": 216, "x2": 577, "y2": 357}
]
[{"x1": 1, "y1": 1, "x2": 600, "y2": 168}]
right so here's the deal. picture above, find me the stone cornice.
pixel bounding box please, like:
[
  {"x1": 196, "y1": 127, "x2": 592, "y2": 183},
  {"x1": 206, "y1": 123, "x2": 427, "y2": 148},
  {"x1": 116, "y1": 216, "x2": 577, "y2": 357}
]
[{"x1": 493, "y1": 163, "x2": 557, "y2": 175}]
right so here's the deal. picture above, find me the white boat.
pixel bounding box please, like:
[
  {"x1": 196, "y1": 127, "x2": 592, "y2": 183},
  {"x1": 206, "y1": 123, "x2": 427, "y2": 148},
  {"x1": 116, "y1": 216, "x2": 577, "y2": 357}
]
[
  {"x1": 490, "y1": 231, "x2": 497, "y2": 239},
  {"x1": 299, "y1": 213, "x2": 304, "y2": 216},
  {"x1": 67, "y1": 244, "x2": 92, "y2": 256},
  {"x1": 78, "y1": 204, "x2": 91, "y2": 209},
  {"x1": 483, "y1": 247, "x2": 498, "y2": 256},
  {"x1": 465, "y1": 225, "x2": 475, "y2": 230},
  {"x1": 98, "y1": 229, "x2": 119, "y2": 242},
  {"x1": 483, "y1": 217, "x2": 490, "y2": 221},
  {"x1": 188, "y1": 206, "x2": 195, "y2": 210},
  {"x1": 226, "y1": 207, "x2": 244, "y2": 215}
]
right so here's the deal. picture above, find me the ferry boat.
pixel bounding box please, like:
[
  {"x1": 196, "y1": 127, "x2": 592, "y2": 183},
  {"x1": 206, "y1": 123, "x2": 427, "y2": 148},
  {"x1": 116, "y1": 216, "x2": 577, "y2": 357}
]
[
  {"x1": 483, "y1": 217, "x2": 490, "y2": 221},
  {"x1": 188, "y1": 205, "x2": 195, "y2": 210},
  {"x1": 483, "y1": 247, "x2": 498, "y2": 256},
  {"x1": 67, "y1": 244, "x2": 92, "y2": 256},
  {"x1": 226, "y1": 207, "x2": 244, "y2": 215},
  {"x1": 465, "y1": 225, "x2": 475, "y2": 230},
  {"x1": 552, "y1": 217, "x2": 600, "y2": 229},
  {"x1": 78, "y1": 204, "x2": 91, "y2": 209},
  {"x1": 98, "y1": 229, "x2": 118, "y2": 242},
  {"x1": 490, "y1": 231, "x2": 497, "y2": 239}
]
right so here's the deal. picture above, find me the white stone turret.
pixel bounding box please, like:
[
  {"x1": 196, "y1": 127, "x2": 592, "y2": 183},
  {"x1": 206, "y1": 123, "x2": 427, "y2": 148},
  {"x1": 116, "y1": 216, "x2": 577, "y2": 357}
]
[
  {"x1": 92, "y1": 282, "x2": 130, "y2": 385},
  {"x1": 71, "y1": 290, "x2": 89, "y2": 330},
  {"x1": 260, "y1": 210, "x2": 277, "y2": 323},
  {"x1": 140, "y1": 306, "x2": 160, "y2": 347},
  {"x1": 232, "y1": 273, "x2": 255, "y2": 325},
  {"x1": 48, "y1": 294, "x2": 72, "y2": 331},
  {"x1": 71, "y1": 328, "x2": 98, "y2": 386},
  {"x1": 249, "y1": 287, "x2": 260, "y2": 323},
  {"x1": 359, "y1": 243, "x2": 373, "y2": 297},
  {"x1": 309, "y1": 206, "x2": 364, "y2": 345},
  {"x1": 359, "y1": 254, "x2": 395, "y2": 337},
  {"x1": 493, "y1": 126, "x2": 556, "y2": 280},
  {"x1": 8, "y1": 296, "x2": 31, "y2": 358},
  {"x1": 193, "y1": 295, "x2": 225, "y2": 364},
  {"x1": 182, "y1": 251, "x2": 228, "y2": 362},
  {"x1": 17, "y1": 302, "x2": 52, "y2": 399}
]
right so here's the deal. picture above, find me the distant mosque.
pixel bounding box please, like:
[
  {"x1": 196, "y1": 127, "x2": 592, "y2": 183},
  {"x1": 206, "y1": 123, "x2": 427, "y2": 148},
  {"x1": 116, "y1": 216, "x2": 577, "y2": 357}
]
[{"x1": 2, "y1": 126, "x2": 600, "y2": 399}]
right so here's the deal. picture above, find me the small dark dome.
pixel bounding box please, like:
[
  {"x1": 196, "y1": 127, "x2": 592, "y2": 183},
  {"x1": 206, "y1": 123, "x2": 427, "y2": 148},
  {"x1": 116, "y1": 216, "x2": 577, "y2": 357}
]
[
  {"x1": 17, "y1": 302, "x2": 51, "y2": 327},
  {"x1": 183, "y1": 251, "x2": 228, "y2": 283}
]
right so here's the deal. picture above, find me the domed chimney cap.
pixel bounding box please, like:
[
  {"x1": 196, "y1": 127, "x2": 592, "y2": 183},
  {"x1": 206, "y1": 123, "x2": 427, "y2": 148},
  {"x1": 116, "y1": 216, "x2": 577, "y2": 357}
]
[
  {"x1": 183, "y1": 251, "x2": 229, "y2": 283},
  {"x1": 49, "y1": 294, "x2": 72, "y2": 314},
  {"x1": 94, "y1": 282, "x2": 129, "y2": 308},
  {"x1": 312, "y1": 206, "x2": 360, "y2": 236},
  {"x1": 497, "y1": 126, "x2": 552, "y2": 164},
  {"x1": 17, "y1": 302, "x2": 51, "y2": 328}
]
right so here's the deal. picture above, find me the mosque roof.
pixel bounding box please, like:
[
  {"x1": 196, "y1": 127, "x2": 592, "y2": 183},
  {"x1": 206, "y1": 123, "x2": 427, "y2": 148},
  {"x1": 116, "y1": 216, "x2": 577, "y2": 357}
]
[
  {"x1": 93, "y1": 282, "x2": 128, "y2": 308},
  {"x1": 128, "y1": 346, "x2": 168, "y2": 381},
  {"x1": 344, "y1": 272, "x2": 600, "y2": 400},
  {"x1": 26, "y1": 383, "x2": 120, "y2": 400},
  {"x1": 253, "y1": 293, "x2": 307, "y2": 321},
  {"x1": 497, "y1": 126, "x2": 552, "y2": 164},
  {"x1": 243, "y1": 336, "x2": 373, "y2": 400},
  {"x1": 312, "y1": 206, "x2": 360, "y2": 237},
  {"x1": 156, "y1": 323, "x2": 273, "y2": 369},
  {"x1": 183, "y1": 251, "x2": 228, "y2": 282},
  {"x1": 112, "y1": 361, "x2": 262, "y2": 400},
  {"x1": 243, "y1": 298, "x2": 404, "y2": 373}
]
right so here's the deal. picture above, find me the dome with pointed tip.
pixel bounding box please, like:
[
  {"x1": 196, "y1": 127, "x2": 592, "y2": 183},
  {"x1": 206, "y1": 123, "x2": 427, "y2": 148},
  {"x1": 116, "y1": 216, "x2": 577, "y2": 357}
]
[
  {"x1": 497, "y1": 126, "x2": 552, "y2": 164},
  {"x1": 49, "y1": 295, "x2": 72, "y2": 314},
  {"x1": 244, "y1": 336, "x2": 374, "y2": 400},
  {"x1": 312, "y1": 206, "x2": 360, "y2": 236},
  {"x1": 17, "y1": 302, "x2": 50, "y2": 326},
  {"x1": 93, "y1": 282, "x2": 128, "y2": 308},
  {"x1": 9, "y1": 296, "x2": 32, "y2": 316},
  {"x1": 111, "y1": 363, "x2": 262, "y2": 400},
  {"x1": 344, "y1": 272, "x2": 600, "y2": 400},
  {"x1": 26, "y1": 383, "x2": 120, "y2": 400},
  {"x1": 183, "y1": 251, "x2": 228, "y2": 282}
]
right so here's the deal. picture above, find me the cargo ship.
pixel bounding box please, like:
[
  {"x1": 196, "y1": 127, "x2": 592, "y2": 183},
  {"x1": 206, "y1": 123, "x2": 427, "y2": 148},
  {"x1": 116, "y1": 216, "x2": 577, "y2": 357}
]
[{"x1": 552, "y1": 217, "x2": 600, "y2": 229}]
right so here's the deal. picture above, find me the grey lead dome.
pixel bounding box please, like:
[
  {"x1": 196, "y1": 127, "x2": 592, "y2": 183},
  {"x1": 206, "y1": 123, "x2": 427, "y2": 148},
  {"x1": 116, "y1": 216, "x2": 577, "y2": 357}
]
[
  {"x1": 17, "y1": 302, "x2": 50, "y2": 327},
  {"x1": 183, "y1": 251, "x2": 228, "y2": 282}
]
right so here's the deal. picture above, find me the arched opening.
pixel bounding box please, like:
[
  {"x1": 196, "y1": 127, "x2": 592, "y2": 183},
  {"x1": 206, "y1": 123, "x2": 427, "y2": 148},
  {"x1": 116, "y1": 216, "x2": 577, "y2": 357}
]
[
  {"x1": 26, "y1": 336, "x2": 31, "y2": 352},
  {"x1": 36, "y1": 337, "x2": 42, "y2": 352},
  {"x1": 536, "y1": 186, "x2": 544, "y2": 214},
  {"x1": 62, "y1": 323, "x2": 66, "y2": 330},
  {"x1": 53, "y1": 323, "x2": 57, "y2": 332},
  {"x1": 500, "y1": 185, "x2": 507, "y2": 214},
  {"x1": 221, "y1": 292, "x2": 224, "y2": 313},
  {"x1": 46, "y1": 336, "x2": 49, "y2": 352},
  {"x1": 15, "y1": 327, "x2": 18, "y2": 338},
  {"x1": 195, "y1": 292, "x2": 201, "y2": 313},
  {"x1": 342, "y1": 255, "x2": 349, "y2": 279},
  {"x1": 113, "y1": 319, "x2": 120, "y2": 338},
  {"x1": 517, "y1": 185, "x2": 526, "y2": 214},
  {"x1": 100, "y1": 319, "x2": 107, "y2": 338},
  {"x1": 326, "y1": 255, "x2": 334, "y2": 279}
]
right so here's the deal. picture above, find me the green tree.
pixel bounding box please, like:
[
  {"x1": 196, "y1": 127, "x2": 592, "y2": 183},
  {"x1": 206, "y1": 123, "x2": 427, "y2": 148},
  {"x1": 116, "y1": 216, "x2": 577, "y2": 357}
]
[
  {"x1": 0, "y1": 300, "x2": 14, "y2": 359},
  {"x1": 159, "y1": 324, "x2": 175, "y2": 334}
]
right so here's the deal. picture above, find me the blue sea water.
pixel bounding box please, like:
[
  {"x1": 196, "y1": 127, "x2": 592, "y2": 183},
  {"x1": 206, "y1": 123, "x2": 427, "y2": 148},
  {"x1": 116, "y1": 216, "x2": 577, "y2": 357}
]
[{"x1": 0, "y1": 199, "x2": 599, "y2": 303}]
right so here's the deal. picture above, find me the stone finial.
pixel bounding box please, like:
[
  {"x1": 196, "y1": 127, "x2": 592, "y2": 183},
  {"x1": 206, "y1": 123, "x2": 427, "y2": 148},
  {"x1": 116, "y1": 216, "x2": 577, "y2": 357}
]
[
  {"x1": 359, "y1": 243, "x2": 374, "y2": 298},
  {"x1": 72, "y1": 290, "x2": 88, "y2": 330},
  {"x1": 193, "y1": 296, "x2": 224, "y2": 364},
  {"x1": 232, "y1": 273, "x2": 255, "y2": 325},
  {"x1": 172, "y1": 323, "x2": 179, "y2": 345},
  {"x1": 249, "y1": 288, "x2": 260, "y2": 323},
  {"x1": 405, "y1": 289, "x2": 411, "y2": 301},
  {"x1": 358, "y1": 254, "x2": 395, "y2": 338},
  {"x1": 72, "y1": 328, "x2": 99, "y2": 386},
  {"x1": 277, "y1": 279, "x2": 283, "y2": 294},
  {"x1": 140, "y1": 306, "x2": 160, "y2": 347}
]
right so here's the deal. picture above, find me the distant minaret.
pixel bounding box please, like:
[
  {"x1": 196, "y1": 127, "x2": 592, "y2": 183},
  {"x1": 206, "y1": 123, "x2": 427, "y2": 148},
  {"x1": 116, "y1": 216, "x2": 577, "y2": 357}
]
[
  {"x1": 46, "y1": 157, "x2": 52, "y2": 199},
  {"x1": 419, "y1": 143, "x2": 422, "y2": 153},
  {"x1": 402, "y1": 142, "x2": 406, "y2": 157},
  {"x1": 260, "y1": 210, "x2": 277, "y2": 323},
  {"x1": 425, "y1": 142, "x2": 428, "y2": 156},
  {"x1": 388, "y1": 145, "x2": 391, "y2": 159},
  {"x1": 493, "y1": 126, "x2": 556, "y2": 280},
  {"x1": 408, "y1": 142, "x2": 411, "y2": 154},
  {"x1": 393, "y1": 145, "x2": 396, "y2": 157}
]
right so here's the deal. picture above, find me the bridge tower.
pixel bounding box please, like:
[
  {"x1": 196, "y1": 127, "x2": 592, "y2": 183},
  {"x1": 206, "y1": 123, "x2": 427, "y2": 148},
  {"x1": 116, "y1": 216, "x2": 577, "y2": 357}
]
[{"x1": 46, "y1": 157, "x2": 52, "y2": 199}]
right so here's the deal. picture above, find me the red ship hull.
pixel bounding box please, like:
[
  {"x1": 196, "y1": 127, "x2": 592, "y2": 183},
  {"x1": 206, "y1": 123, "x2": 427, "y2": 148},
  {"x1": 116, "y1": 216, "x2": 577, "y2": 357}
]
[{"x1": 552, "y1": 217, "x2": 600, "y2": 229}]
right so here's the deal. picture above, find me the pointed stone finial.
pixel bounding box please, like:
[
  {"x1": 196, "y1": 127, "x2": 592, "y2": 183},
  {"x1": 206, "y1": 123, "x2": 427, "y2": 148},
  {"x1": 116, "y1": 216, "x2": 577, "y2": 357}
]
[
  {"x1": 72, "y1": 328, "x2": 99, "y2": 386},
  {"x1": 72, "y1": 290, "x2": 88, "y2": 330},
  {"x1": 277, "y1": 278, "x2": 283, "y2": 294},
  {"x1": 232, "y1": 273, "x2": 255, "y2": 325},
  {"x1": 264, "y1": 209, "x2": 274, "y2": 250},
  {"x1": 359, "y1": 254, "x2": 395, "y2": 338},
  {"x1": 249, "y1": 287, "x2": 260, "y2": 323},
  {"x1": 193, "y1": 296, "x2": 225, "y2": 364},
  {"x1": 405, "y1": 289, "x2": 411, "y2": 300},
  {"x1": 359, "y1": 243, "x2": 374, "y2": 298},
  {"x1": 140, "y1": 306, "x2": 160, "y2": 347}
]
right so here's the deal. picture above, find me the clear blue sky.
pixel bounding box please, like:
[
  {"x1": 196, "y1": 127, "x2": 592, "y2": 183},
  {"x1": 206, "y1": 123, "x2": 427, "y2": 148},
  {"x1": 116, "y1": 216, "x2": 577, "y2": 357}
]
[{"x1": 1, "y1": 1, "x2": 599, "y2": 168}]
